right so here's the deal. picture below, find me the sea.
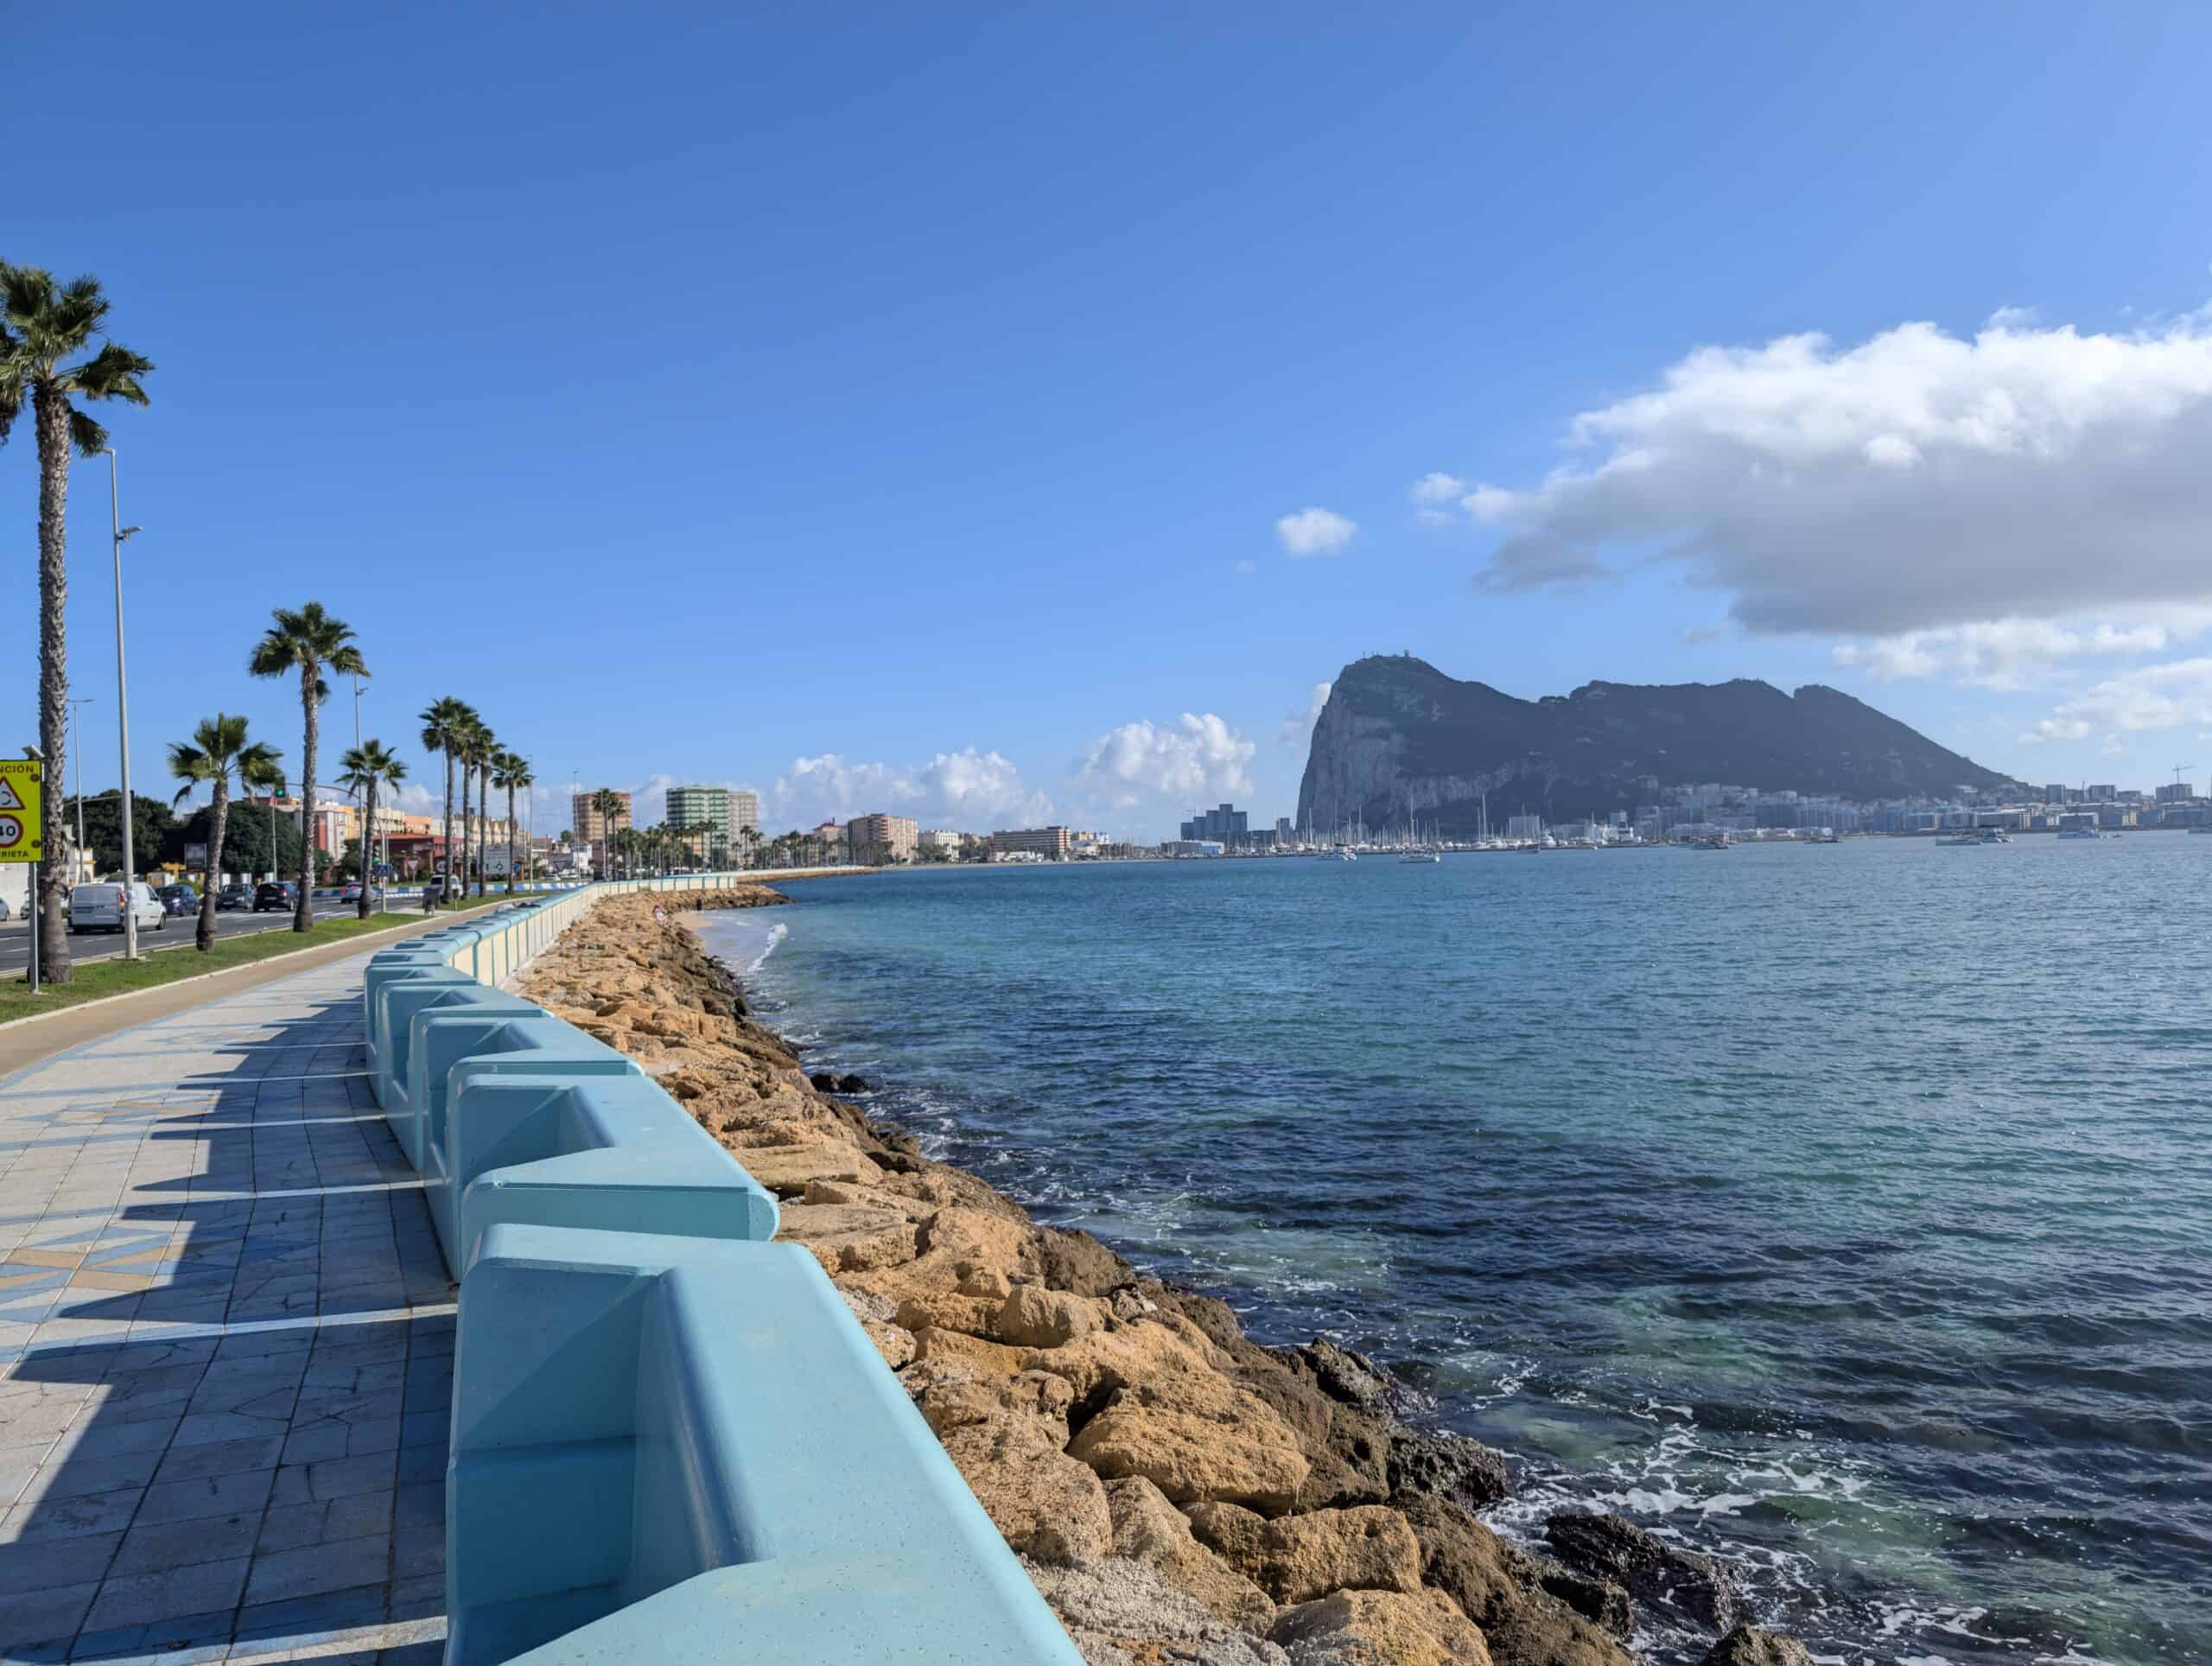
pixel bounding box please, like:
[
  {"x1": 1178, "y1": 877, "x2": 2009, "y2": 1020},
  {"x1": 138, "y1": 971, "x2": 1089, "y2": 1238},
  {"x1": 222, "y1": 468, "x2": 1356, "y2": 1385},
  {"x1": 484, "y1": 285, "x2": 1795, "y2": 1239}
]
[{"x1": 692, "y1": 836, "x2": 2212, "y2": 1666}]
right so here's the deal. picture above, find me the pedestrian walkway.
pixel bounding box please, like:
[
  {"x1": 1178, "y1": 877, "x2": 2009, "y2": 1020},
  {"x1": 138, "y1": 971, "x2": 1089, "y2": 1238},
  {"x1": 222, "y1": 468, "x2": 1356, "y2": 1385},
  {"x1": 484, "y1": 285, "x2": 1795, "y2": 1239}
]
[{"x1": 0, "y1": 953, "x2": 452, "y2": 1663}]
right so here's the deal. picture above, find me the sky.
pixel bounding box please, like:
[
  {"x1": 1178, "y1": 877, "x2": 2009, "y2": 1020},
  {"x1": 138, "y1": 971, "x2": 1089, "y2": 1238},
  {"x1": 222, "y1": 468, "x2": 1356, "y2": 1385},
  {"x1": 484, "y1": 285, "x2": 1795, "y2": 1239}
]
[{"x1": 9, "y1": 3, "x2": 2212, "y2": 840}]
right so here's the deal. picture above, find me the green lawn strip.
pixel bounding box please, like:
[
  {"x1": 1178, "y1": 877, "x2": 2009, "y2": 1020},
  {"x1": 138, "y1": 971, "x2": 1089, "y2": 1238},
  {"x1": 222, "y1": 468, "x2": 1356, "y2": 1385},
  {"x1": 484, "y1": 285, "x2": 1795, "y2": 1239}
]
[{"x1": 0, "y1": 899, "x2": 519, "y2": 1024}]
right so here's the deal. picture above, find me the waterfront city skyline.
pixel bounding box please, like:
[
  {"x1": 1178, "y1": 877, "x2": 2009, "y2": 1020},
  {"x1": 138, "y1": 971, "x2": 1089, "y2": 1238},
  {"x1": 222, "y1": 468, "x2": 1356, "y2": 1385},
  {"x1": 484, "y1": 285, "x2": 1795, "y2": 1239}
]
[{"x1": 10, "y1": 6, "x2": 2212, "y2": 842}]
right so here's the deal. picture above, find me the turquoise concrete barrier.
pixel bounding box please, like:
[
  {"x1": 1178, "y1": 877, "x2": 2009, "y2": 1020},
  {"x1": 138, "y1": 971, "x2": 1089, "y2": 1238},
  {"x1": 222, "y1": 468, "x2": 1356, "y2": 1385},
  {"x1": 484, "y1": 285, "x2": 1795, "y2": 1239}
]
[
  {"x1": 449, "y1": 1074, "x2": 779, "y2": 1273},
  {"x1": 448, "y1": 1225, "x2": 1084, "y2": 1666}
]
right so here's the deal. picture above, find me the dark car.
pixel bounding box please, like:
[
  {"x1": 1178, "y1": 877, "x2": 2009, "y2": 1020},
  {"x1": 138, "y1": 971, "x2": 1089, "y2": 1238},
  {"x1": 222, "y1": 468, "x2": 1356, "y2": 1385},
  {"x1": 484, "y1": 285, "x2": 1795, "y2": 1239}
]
[
  {"x1": 156, "y1": 883, "x2": 199, "y2": 916},
  {"x1": 216, "y1": 882, "x2": 253, "y2": 911},
  {"x1": 252, "y1": 881, "x2": 296, "y2": 912}
]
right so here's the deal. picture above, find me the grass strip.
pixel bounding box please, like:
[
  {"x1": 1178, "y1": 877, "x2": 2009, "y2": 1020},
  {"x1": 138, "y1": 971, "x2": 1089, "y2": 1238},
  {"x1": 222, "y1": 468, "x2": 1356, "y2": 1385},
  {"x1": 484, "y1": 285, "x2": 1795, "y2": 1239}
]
[{"x1": 0, "y1": 898, "x2": 520, "y2": 1024}]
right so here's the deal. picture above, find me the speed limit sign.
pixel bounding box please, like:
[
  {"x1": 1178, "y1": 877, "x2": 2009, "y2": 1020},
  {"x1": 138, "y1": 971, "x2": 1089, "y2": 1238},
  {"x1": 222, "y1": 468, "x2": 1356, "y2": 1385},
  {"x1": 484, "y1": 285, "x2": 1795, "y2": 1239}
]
[{"x1": 0, "y1": 814, "x2": 22, "y2": 851}]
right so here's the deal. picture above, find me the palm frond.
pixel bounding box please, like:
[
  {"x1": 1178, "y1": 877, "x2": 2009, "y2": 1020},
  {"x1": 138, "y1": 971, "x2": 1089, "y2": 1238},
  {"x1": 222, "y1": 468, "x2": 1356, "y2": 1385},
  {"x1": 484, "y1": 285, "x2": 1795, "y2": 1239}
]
[
  {"x1": 67, "y1": 406, "x2": 109, "y2": 457},
  {"x1": 69, "y1": 341, "x2": 153, "y2": 404}
]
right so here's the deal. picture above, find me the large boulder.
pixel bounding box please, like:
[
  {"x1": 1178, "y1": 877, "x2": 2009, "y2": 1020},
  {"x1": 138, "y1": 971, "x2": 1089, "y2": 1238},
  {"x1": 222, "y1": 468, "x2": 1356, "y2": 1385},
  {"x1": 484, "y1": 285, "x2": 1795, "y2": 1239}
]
[
  {"x1": 1543, "y1": 1512, "x2": 1740, "y2": 1633},
  {"x1": 1388, "y1": 1428, "x2": 1512, "y2": 1510},
  {"x1": 1394, "y1": 1495, "x2": 1636, "y2": 1666},
  {"x1": 772, "y1": 1201, "x2": 918, "y2": 1275},
  {"x1": 1185, "y1": 1503, "x2": 1423, "y2": 1606},
  {"x1": 998, "y1": 1285, "x2": 1108, "y2": 1348},
  {"x1": 939, "y1": 1409, "x2": 1111, "y2": 1565},
  {"x1": 1022, "y1": 1555, "x2": 1291, "y2": 1666},
  {"x1": 1700, "y1": 1625, "x2": 1814, "y2": 1666},
  {"x1": 1106, "y1": 1476, "x2": 1276, "y2": 1628},
  {"x1": 1268, "y1": 1589, "x2": 1494, "y2": 1666},
  {"x1": 1069, "y1": 1370, "x2": 1312, "y2": 1515},
  {"x1": 1294, "y1": 1339, "x2": 1395, "y2": 1414}
]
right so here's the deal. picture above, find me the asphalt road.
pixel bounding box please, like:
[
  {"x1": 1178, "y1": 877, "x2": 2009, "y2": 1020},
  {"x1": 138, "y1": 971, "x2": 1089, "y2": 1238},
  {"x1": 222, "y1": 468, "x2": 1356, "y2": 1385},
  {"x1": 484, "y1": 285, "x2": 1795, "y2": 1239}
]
[{"x1": 0, "y1": 899, "x2": 385, "y2": 977}]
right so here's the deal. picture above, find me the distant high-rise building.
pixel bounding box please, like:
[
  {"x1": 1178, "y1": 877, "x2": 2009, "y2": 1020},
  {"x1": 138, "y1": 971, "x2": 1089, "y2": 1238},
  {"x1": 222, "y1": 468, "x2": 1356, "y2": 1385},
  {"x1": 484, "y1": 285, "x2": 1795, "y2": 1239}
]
[
  {"x1": 2156, "y1": 782, "x2": 2196, "y2": 804},
  {"x1": 571, "y1": 789, "x2": 632, "y2": 845},
  {"x1": 991, "y1": 825, "x2": 1071, "y2": 859},
  {"x1": 2044, "y1": 784, "x2": 2068, "y2": 804},
  {"x1": 664, "y1": 785, "x2": 733, "y2": 862},
  {"x1": 729, "y1": 789, "x2": 760, "y2": 835},
  {"x1": 1178, "y1": 803, "x2": 1249, "y2": 844},
  {"x1": 1276, "y1": 817, "x2": 1294, "y2": 839},
  {"x1": 846, "y1": 813, "x2": 919, "y2": 862},
  {"x1": 2087, "y1": 784, "x2": 2118, "y2": 802}
]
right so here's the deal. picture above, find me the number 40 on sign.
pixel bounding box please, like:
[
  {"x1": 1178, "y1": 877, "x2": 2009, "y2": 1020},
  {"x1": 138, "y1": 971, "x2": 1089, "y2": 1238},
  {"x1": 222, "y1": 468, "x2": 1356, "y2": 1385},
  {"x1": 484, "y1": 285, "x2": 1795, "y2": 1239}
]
[{"x1": 0, "y1": 760, "x2": 42, "y2": 862}]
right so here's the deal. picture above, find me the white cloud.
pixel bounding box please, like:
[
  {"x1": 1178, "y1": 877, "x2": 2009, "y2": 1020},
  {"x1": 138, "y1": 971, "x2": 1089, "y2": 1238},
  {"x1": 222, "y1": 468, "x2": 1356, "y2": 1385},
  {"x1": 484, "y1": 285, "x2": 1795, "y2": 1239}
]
[
  {"x1": 1279, "y1": 682, "x2": 1332, "y2": 750},
  {"x1": 1834, "y1": 611, "x2": 2212, "y2": 690},
  {"x1": 1459, "y1": 307, "x2": 2212, "y2": 636},
  {"x1": 768, "y1": 747, "x2": 1052, "y2": 831},
  {"x1": 391, "y1": 782, "x2": 437, "y2": 815},
  {"x1": 1075, "y1": 714, "x2": 1255, "y2": 810},
  {"x1": 2022, "y1": 657, "x2": 2212, "y2": 742},
  {"x1": 1409, "y1": 472, "x2": 1466, "y2": 505},
  {"x1": 1275, "y1": 506, "x2": 1357, "y2": 557}
]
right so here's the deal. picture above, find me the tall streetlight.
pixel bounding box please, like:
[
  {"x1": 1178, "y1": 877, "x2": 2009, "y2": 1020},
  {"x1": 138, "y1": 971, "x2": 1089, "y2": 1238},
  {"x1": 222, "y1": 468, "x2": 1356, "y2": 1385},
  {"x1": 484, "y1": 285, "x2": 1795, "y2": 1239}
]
[
  {"x1": 102, "y1": 449, "x2": 142, "y2": 960},
  {"x1": 67, "y1": 697, "x2": 95, "y2": 873}
]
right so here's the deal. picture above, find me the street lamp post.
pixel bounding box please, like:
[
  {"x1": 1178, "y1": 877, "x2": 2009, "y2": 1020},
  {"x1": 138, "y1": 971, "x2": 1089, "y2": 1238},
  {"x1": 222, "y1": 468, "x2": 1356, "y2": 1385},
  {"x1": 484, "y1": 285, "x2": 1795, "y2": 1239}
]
[
  {"x1": 67, "y1": 697, "x2": 94, "y2": 874},
  {"x1": 102, "y1": 449, "x2": 142, "y2": 960}
]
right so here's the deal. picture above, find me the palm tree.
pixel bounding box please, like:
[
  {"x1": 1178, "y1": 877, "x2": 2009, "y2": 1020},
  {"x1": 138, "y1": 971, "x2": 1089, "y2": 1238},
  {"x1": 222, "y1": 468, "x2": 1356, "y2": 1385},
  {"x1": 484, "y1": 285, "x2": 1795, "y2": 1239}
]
[
  {"x1": 246, "y1": 603, "x2": 367, "y2": 932},
  {"x1": 467, "y1": 722, "x2": 498, "y2": 896},
  {"x1": 166, "y1": 715, "x2": 276, "y2": 952},
  {"x1": 452, "y1": 713, "x2": 489, "y2": 900},
  {"x1": 1, "y1": 262, "x2": 154, "y2": 984},
  {"x1": 591, "y1": 788, "x2": 625, "y2": 879},
  {"x1": 492, "y1": 750, "x2": 531, "y2": 893},
  {"x1": 417, "y1": 697, "x2": 471, "y2": 900},
  {"x1": 337, "y1": 741, "x2": 406, "y2": 921}
]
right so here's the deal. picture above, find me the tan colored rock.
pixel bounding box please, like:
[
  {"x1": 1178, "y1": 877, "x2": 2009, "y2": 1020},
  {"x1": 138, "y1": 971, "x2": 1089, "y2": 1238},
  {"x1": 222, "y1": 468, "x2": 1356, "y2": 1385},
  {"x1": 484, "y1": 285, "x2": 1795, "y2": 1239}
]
[
  {"x1": 998, "y1": 1284, "x2": 1107, "y2": 1349},
  {"x1": 1186, "y1": 1503, "x2": 1421, "y2": 1606},
  {"x1": 737, "y1": 1143, "x2": 868, "y2": 1195},
  {"x1": 958, "y1": 1267, "x2": 1014, "y2": 1300},
  {"x1": 1069, "y1": 1370, "x2": 1311, "y2": 1514},
  {"x1": 893, "y1": 1291, "x2": 1002, "y2": 1338},
  {"x1": 1020, "y1": 1316, "x2": 1216, "y2": 1402},
  {"x1": 940, "y1": 1410, "x2": 1113, "y2": 1566},
  {"x1": 910, "y1": 1326, "x2": 1031, "y2": 1379},
  {"x1": 861, "y1": 1319, "x2": 914, "y2": 1370},
  {"x1": 1270, "y1": 1589, "x2": 1493, "y2": 1666},
  {"x1": 804, "y1": 1177, "x2": 935, "y2": 1219},
  {"x1": 772, "y1": 1202, "x2": 918, "y2": 1276},
  {"x1": 1107, "y1": 1476, "x2": 1275, "y2": 1629},
  {"x1": 1395, "y1": 1494, "x2": 1635, "y2": 1666}
]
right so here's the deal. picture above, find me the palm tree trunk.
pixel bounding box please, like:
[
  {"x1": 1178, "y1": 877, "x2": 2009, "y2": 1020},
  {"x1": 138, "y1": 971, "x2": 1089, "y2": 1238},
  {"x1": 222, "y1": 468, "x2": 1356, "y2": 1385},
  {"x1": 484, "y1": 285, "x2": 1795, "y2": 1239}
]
[
  {"x1": 505, "y1": 784, "x2": 517, "y2": 894},
  {"x1": 200, "y1": 782, "x2": 227, "y2": 952},
  {"x1": 476, "y1": 765, "x2": 489, "y2": 896},
  {"x1": 357, "y1": 782, "x2": 374, "y2": 920},
  {"x1": 459, "y1": 767, "x2": 472, "y2": 906},
  {"x1": 296, "y1": 670, "x2": 316, "y2": 932},
  {"x1": 442, "y1": 752, "x2": 454, "y2": 901},
  {"x1": 34, "y1": 385, "x2": 73, "y2": 982}
]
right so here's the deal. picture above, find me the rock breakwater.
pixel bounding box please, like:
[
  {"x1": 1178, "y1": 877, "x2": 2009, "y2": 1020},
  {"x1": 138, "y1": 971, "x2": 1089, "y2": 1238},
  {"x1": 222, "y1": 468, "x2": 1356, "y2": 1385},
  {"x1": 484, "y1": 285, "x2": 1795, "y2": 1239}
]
[{"x1": 518, "y1": 889, "x2": 1796, "y2": 1665}]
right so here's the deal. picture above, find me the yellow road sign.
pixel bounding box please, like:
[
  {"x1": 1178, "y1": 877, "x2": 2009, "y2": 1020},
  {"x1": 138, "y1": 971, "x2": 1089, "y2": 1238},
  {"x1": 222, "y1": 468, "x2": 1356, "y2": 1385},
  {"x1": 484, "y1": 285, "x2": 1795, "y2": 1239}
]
[{"x1": 0, "y1": 760, "x2": 41, "y2": 862}]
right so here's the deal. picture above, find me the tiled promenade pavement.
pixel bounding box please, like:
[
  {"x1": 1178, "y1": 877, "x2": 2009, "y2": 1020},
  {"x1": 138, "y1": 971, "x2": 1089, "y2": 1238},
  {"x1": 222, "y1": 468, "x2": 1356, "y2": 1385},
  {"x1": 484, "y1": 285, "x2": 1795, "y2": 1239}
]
[{"x1": 0, "y1": 956, "x2": 453, "y2": 1663}]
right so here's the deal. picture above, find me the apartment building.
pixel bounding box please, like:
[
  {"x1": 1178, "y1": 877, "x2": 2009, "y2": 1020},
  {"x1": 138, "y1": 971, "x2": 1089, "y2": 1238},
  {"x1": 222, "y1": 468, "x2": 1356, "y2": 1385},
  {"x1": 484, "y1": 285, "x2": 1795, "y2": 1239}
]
[
  {"x1": 664, "y1": 785, "x2": 732, "y2": 862},
  {"x1": 845, "y1": 813, "x2": 918, "y2": 862},
  {"x1": 990, "y1": 825, "x2": 1071, "y2": 859},
  {"x1": 571, "y1": 790, "x2": 632, "y2": 844}
]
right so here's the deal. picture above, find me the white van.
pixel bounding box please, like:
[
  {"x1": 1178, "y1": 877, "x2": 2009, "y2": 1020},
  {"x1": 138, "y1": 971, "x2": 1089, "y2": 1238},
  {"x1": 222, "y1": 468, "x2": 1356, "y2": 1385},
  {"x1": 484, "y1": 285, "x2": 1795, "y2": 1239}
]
[{"x1": 68, "y1": 881, "x2": 168, "y2": 934}]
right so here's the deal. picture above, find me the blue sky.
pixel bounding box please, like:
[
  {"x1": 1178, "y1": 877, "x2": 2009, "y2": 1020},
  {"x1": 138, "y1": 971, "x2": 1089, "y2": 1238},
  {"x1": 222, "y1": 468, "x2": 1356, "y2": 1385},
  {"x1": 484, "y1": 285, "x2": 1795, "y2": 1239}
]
[{"x1": 9, "y1": 3, "x2": 2212, "y2": 838}]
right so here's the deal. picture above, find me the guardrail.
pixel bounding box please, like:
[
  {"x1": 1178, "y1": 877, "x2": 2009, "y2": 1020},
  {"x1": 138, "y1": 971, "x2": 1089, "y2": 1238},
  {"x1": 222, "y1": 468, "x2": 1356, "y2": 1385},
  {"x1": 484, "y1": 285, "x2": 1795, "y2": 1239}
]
[{"x1": 364, "y1": 870, "x2": 1078, "y2": 1665}]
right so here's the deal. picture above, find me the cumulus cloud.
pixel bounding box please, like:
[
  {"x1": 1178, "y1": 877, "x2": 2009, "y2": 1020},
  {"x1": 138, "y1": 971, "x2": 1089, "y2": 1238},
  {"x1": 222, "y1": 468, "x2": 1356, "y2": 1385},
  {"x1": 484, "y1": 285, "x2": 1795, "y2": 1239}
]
[
  {"x1": 1279, "y1": 682, "x2": 1332, "y2": 750},
  {"x1": 1409, "y1": 472, "x2": 1467, "y2": 505},
  {"x1": 1834, "y1": 610, "x2": 2212, "y2": 690},
  {"x1": 769, "y1": 747, "x2": 1052, "y2": 830},
  {"x1": 2022, "y1": 657, "x2": 2212, "y2": 742},
  {"x1": 1276, "y1": 506, "x2": 1357, "y2": 557},
  {"x1": 1076, "y1": 714, "x2": 1256, "y2": 810},
  {"x1": 1459, "y1": 308, "x2": 2212, "y2": 635}
]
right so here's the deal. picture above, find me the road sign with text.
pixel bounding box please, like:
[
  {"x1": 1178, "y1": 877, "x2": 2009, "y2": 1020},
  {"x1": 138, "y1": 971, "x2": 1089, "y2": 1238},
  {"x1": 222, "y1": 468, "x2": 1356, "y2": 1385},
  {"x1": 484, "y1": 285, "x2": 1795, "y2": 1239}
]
[{"x1": 0, "y1": 760, "x2": 42, "y2": 862}]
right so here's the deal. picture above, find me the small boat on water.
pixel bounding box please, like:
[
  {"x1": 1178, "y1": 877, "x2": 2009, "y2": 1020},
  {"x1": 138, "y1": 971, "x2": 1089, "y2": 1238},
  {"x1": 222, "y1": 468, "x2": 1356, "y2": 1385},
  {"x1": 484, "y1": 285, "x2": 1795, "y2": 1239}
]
[
  {"x1": 2057, "y1": 828, "x2": 2105, "y2": 841},
  {"x1": 1687, "y1": 832, "x2": 1729, "y2": 850},
  {"x1": 1398, "y1": 848, "x2": 1442, "y2": 863},
  {"x1": 1937, "y1": 828, "x2": 2010, "y2": 845},
  {"x1": 1325, "y1": 844, "x2": 1357, "y2": 862}
]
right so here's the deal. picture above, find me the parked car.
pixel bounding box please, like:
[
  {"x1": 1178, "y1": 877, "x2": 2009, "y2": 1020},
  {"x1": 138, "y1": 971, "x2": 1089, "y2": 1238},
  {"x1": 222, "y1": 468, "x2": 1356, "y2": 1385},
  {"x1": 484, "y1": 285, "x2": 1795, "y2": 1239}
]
[
  {"x1": 338, "y1": 881, "x2": 384, "y2": 905},
  {"x1": 0, "y1": 896, "x2": 11, "y2": 922},
  {"x1": 422, "y1": 876, "x2": 456, "y2": 902},
  {"x1": 157, "y1": 884, "x2": 199, "y2": 917},
  {"x1": 67, "y1": 882, "x2": 167, "y2": 934},
  {"x1": 216, "y1": 882, "x2": 254, "y2": 911},
  {"x1": 251, "y1": 881, "x2": 296, "y2": 912}
]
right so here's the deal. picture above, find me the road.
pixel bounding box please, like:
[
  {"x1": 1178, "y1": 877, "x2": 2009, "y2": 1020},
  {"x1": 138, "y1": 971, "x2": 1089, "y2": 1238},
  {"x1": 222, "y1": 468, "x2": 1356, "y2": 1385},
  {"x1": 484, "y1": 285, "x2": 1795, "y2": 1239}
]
[{"x1": 0, "y1": 898, "x2": 387, "y2": 977}]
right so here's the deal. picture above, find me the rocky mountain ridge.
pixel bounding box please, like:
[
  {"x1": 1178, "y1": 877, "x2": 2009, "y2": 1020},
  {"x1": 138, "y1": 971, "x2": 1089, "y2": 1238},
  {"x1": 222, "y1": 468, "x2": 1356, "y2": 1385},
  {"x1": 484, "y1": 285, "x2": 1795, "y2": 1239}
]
[{"x1": 1296, "y1": 655, "x2": 2018, "y2": 834}]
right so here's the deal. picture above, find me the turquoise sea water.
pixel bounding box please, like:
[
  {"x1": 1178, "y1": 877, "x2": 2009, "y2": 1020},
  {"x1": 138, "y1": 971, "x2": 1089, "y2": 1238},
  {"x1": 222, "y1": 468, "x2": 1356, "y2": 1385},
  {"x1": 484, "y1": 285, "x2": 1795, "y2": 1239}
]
[{"x1": 695, "y1": 838, "x2": 2212, "y2": 1665}]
